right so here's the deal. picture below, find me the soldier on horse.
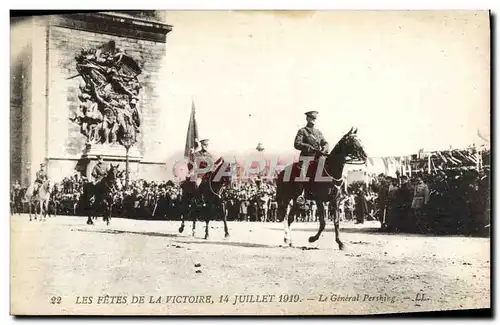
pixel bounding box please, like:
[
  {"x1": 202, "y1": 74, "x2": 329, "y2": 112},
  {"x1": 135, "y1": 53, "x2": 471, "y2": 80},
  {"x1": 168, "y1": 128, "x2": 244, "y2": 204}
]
[
  {"x1": 293, "y1": 111, "x2": 330, "y2": 204},
  {"x1": 180, "y1": 138, "x2": 231, "y2": 239},
  {"x1": 276, "y1": 109, "x2": 367, "y2": 248},
  {"x1": 91, "y1": 155, "x2": 108, "y2": 184},
  {"x1": 188, "y1": 139, "x2": 214, "y2": 190},
  {"x1": 294, "y1": 111, "x2": 330, "y2": 162},
  {"x1": 33, "y1": 163, "x2": 48, "y2": 197}
]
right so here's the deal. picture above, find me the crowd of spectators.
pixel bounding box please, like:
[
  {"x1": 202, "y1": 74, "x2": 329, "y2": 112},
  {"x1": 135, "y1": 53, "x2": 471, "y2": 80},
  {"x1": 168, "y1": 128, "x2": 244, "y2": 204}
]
[
  {"x1": 10, "y1": 166, "x2": 490, "y2": 236},
  {"x1": 372, "y1": 167, "x2": 490, "y2": 235}
]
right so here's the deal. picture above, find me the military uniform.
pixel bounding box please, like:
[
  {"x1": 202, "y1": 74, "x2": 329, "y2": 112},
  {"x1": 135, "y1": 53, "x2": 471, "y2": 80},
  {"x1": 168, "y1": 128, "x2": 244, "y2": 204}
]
[
  {"x1": 35, "y1": 168, "x2": 48, "y2": 184},
  {"x1": 293, "y1": 111, "x2": 330, "y2": 202},
  {"x1": 294, "y1": 111, "x2": 329, "y2": 160},
  {"x1": 193, "y1": 149, "x2": 214, "y2": 170},
  {"x1": 92, "y1": 159, "x2": 108, "y2": 183},
  {"x1": 189, "y1": 139, "x2": 215, "y2": 190},
  {"x1": 411, "y1": 181, "x2": 430, "y2": 209},
  {"x1": 33, "y1": 164, "x2": 48, "y2": 196}
]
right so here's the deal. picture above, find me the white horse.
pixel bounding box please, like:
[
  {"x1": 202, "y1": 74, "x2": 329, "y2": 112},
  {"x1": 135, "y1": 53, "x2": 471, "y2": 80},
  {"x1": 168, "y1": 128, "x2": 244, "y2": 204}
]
[{"x1": 24, "y1": 179, "x2": 54, "y2": 221}]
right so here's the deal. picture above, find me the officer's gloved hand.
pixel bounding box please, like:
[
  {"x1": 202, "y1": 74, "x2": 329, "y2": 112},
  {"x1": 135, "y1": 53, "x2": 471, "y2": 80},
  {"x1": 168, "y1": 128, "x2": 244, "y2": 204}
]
[{"x1": 316, "y1": 149, "x2": 327, "y2": 156}]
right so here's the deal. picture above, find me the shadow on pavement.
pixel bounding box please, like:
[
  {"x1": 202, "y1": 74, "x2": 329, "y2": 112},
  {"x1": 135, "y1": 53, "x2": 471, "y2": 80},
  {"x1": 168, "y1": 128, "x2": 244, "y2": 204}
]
[
  {"x1": 268, "y1": 225, "x2": 488, "y2": 238},
  {"x1": 74, "y1": 228, "x2": 279, "y2": 249},
  {"x1": 174, "y1": 239, "x2": 278, "y2": 249}
]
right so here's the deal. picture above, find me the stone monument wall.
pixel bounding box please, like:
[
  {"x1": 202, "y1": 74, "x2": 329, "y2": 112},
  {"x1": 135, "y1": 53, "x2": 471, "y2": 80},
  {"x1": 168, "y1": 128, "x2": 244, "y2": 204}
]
[{"x1": 28, "y1": 13, "x2": 171, "y2": 183}]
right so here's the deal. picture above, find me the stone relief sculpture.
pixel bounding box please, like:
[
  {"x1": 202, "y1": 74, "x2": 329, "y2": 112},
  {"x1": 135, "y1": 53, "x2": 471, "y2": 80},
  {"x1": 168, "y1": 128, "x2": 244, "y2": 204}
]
[{"x1": 70, "y1": 40, "x2": 142, "y2": 146}]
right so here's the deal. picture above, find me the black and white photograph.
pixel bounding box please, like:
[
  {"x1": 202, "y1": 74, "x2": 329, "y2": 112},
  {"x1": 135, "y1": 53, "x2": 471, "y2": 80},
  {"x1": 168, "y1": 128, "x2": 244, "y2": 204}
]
[{"x1": 9, "y1": 10, "x2": 491, "y2": 315}]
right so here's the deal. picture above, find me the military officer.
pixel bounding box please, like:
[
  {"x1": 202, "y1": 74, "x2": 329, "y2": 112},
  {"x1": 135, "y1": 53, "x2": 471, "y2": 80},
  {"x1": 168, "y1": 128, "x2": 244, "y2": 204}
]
[
  {"x1": 33, "y1": 163, "x2": 48, "y2": 196},
  {"x1": 294, "y1": 111, "x2": 329, "y2": 162},
  {"x1": 194, "y1": 139, "x2": 214, "y2": 168},
  {"x1": 190, "y1": 139, "x2": 215, "y2": 188},
  {"x1": 91, "y1": 155, "x2": 108, "y2": 184},
  {"x1": 35, "y1": 163, "x2": 48, "y2": 183}
]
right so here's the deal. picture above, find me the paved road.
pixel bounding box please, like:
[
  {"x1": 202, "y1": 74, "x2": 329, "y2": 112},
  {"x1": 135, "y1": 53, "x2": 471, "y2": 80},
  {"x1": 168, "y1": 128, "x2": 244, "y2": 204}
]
[{"x1": 10, "y1": 214, "x2": 490, "y2": 315}]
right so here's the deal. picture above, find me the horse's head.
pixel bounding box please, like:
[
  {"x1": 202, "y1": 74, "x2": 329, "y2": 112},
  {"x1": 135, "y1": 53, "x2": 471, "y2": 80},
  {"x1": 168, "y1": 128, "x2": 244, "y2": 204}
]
[
  {"x1": 332, "y1": 127, "x2": 367, "y2": 165},
  {"x1": 212, "y1": 159, "x2": 233, "y2": 187},
  {"x1": 44, "y1": 179, "x2": 54, "y2": 192},
  {"x1": 105, "y1": 163, "x2": 121, "y2": 188}
]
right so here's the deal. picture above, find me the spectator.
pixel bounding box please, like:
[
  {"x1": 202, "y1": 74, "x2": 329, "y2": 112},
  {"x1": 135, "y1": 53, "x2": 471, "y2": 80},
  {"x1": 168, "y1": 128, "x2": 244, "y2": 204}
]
[
  {"x1": 355, "y1": 189, "x2": 369, "y2": 224},
  {"x1": 411, "y1": 176, "x2": 430, "y2": 233}
]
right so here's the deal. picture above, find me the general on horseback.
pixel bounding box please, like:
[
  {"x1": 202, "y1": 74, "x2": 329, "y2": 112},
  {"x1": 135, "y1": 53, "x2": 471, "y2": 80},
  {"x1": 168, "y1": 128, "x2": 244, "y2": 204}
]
[
  {"x1": 276, "y1": 111, "x2": 367, "y2": 249},
  {"x1": 294, "y1": 111, "x2": 330, "y2": 201}
]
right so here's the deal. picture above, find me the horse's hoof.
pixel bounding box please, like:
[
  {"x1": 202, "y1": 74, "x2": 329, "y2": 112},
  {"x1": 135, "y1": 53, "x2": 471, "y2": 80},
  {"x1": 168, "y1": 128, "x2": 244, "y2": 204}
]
[
  {"x1": 179, "y1": 226, "x2": 185, "y2": 233},
  {"x1": 204, "y1": 235, "x2": 209, "y2": 240},
  {"x1": 224, "y1": 233, "x2": 230, "y2": 239},
  {"x1": 308, "y1": 236, "x2": 318, "y2": 243},
  {"x1": 338, "y1": 243, "x2": 345, "y2": 250}
]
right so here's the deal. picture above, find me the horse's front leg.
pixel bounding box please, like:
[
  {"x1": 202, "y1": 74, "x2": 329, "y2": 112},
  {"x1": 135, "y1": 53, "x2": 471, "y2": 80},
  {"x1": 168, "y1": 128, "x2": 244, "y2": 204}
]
[
  {"x1": 86, "y1": 200, "x2": 94, "y2": 225},
  {"x1": 37, "y1": 201, "x2": 43, "y2": 221},
  {"x1": 277, "y1": 200, "x2": 290, "y2": 245},
  {"x1": 204, "y1": 204, "x2": 210, "y2": 240},
  {"x1": 287, "y1": 204, "x2": 298, "y2": 246},
  {"x1": 106, "y1": 201, "x2": 112, "y2": 226},
  {"x1": 222, "y1": 202, "x2": 230, "y2": 238},
  {"x1": 191, "y1": 207, "x2": 197, "y2": 237},
  {"x1": 333, "y1": 204, "x2": 344, "y2": 250},
  {"x1": 309, "y1": 201, "x2": 326, "y2": 243},
  {"x1": 28, "y1": 202, "x2": 32, "y2": 221},
  {"x1": 42, "y1": 200, "x2": 48, "y2": 221},
  {"x1": 179, "y1": 210, "x2": 185, "y2": 233}
]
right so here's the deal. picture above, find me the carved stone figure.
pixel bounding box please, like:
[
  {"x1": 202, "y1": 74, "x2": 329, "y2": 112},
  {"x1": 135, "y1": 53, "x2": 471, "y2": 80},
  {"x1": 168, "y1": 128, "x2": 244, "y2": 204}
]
[{"x1": 70, "y1": 40, "x2": 142, "y2": 146}]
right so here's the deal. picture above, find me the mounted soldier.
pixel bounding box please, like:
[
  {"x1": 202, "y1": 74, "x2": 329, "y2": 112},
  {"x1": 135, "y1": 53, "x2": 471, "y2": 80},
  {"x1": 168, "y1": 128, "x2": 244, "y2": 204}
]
[
  {"x1": 293, "y1": 111, "x2": 330, "y2": 203},
  {"x1": 33, "y1": 163, "x2": 48, "y2": 196},
  {"x1": 294, "y1": 111, "x2": 329, "y2": 166},
  {"x1": 187, "y1": 139, "x2": 216, "y2": 187},
  {"x1": 91, "y1": 155, "x2": 108, "y2": 184}
]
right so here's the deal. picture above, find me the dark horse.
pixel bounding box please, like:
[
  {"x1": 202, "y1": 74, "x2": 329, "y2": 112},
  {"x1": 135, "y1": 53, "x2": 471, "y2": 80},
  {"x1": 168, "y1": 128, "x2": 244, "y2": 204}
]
[
  {"x1": 276, "y1": 127, "x2": 367, "y2": 249},
  {"x1": 179, "y1": 158, "x2": 233, "y2": 239},
  {"x1": 81, "y1": 164, "x2": 121, "y2": 226}
]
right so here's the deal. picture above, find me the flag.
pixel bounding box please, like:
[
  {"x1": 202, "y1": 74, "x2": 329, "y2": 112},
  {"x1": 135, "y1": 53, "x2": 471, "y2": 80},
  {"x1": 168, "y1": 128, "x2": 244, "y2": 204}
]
[{"x1": 184, "y1": 100, "x2": 200, "y2": 159}]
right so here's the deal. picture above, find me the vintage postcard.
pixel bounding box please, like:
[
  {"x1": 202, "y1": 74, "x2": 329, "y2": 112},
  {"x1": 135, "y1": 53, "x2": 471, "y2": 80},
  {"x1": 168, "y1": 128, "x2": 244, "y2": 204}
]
[{"x1": 10, "y1": 10, "x2": 490, "y2": 316}]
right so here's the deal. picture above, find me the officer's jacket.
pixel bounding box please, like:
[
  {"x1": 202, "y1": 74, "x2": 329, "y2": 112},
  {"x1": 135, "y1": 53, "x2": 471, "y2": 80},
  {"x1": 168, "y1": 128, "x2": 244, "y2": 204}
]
[
  {"x1": 193, "y1": 150, "x2": 214, "y2": 169},
  {"x1": 294, "y1": 126, "x2": 329, "y2": 157},
  {"x1": 92, "y1": 163, "x2": 108, "y2": 181}
]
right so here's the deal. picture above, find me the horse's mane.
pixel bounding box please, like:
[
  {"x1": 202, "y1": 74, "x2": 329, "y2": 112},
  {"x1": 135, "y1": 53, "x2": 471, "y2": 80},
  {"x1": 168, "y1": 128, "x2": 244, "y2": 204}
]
[{"x1": 208, "y1": 158, "x2": 232, "y2": 184}]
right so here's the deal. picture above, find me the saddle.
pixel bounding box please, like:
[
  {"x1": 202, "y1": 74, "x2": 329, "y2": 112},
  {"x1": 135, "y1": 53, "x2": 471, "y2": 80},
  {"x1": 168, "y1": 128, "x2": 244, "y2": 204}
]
[{"x1": 290, "y1": 158, "x2": 332, "y2": 202}]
